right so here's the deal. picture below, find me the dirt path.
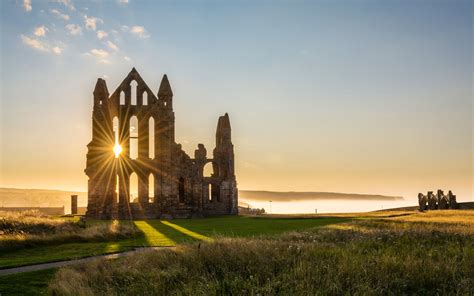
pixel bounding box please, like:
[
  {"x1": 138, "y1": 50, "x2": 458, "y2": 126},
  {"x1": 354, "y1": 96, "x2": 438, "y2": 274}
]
[{"x1": 0, "y1": 247, "x2": 170, "y2": 276}]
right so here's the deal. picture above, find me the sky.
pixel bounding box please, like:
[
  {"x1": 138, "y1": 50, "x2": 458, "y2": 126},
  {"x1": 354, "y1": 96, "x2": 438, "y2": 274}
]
[{"x1": 0, "y1": 0, "x2": 472, "y2": 202}]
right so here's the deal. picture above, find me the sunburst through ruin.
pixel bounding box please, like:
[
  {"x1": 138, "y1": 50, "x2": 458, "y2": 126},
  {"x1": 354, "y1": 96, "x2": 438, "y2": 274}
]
[{"x1": 85, "y1": 68, "x2": 238, "y2": 219}]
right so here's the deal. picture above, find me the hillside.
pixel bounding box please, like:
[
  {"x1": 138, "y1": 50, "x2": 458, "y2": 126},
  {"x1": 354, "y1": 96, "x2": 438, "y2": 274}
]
[
  {"x1": 0, "y1": 188, "x2": 87, "y2": 208},
  {"x1": 239, "y1": 190, "x2": 404, "y2": 202}
]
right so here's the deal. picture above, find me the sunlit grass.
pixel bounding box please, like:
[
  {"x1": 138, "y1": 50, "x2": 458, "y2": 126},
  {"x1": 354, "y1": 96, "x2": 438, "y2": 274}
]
[
  {"x1": 160, "y1": 221, "x2": 212, "y2": 242},
  {"x1": 133, "y1": 221, "x2": 175, "y2": 246}
]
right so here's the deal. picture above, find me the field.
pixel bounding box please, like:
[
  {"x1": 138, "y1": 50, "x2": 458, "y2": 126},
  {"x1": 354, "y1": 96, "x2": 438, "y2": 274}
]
[{"x1": 1, "y1": 210, "x2": 473, "y2": 295}]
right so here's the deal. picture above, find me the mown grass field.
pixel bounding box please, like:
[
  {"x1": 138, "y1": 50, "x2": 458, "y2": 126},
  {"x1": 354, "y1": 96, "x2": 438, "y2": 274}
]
[
  {"x1": 0, "y1": 214, "x2": 347, "y2": 269},
  {"x1": 1, "y1": 210, "x2": 473, "y2": 295}
]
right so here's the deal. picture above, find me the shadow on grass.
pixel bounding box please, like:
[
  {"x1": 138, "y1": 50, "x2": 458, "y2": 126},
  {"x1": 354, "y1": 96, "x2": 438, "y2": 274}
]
[{"x1": 0, "y1": 268, "x2": 57, "y2": 295}]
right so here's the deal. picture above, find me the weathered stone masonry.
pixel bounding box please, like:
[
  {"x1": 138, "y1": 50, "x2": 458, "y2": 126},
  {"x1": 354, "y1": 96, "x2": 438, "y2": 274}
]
[{"x1": 85, "y1": 68, "x2": 238, "y2": 219}]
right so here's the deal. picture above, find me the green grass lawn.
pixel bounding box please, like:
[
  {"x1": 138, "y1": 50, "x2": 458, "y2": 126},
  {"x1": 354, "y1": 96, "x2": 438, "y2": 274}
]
[{"x1": 0, "y1": 216, "x2": 347, "y2": 269}]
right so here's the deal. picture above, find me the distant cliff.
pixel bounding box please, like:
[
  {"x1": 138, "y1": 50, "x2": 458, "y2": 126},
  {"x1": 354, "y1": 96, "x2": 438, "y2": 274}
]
[
  {"x1": 0, "y1": 188, "x2": 403, "y2": 209},
  {"x1": 239, "y1": 191, "x2": 404, "y2": 202}
]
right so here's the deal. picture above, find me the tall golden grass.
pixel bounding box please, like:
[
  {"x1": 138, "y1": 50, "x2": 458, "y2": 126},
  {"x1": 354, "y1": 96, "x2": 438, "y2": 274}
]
[{"x1": 0, "y1": 211, "x2": 135, "y2": 251}]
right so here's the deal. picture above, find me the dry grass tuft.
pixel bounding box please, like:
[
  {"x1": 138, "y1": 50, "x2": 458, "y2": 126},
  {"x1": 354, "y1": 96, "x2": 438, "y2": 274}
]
[{"x1": 0, "y1": 211, "x2": 135, "y2": 252}]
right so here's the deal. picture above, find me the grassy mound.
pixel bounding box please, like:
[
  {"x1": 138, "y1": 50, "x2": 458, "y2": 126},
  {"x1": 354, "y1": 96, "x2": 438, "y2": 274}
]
[{"x1": 49, "y1": 211, "x2": 474, "y2": 295}]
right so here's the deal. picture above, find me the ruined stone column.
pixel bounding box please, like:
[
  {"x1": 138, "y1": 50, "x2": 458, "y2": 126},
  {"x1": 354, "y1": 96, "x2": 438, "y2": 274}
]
[
  {"x1": 138, "y1": 116, "x2": 149, "y2": 159},
  {"x1": 71, "y1": 195, "x2": 78, "y2": 215},
  {"x1": 138, "y1": 172, "x2": 149, "y2": 205}
]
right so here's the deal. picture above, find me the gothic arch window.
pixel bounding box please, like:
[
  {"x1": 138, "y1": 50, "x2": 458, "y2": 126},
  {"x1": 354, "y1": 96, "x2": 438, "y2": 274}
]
[
  {"x1": 130, "y1": 116, "x2": 138, "y2": 159},
  {"x1": 149, "y1": 117, "x2": 155, "y2": 159},
  {"x1": 203, "y1": 162, "x2": 213, "y2": 177},
  {"x1": 211, "y1": 184, "x2": 220, "y2": 203},
  {"x1": 131, "y1": 80, "x2": 138, "y2": 105},
  {"x1": 149, "y1": 174, "x2": 154, "y2": 203},
  {"x1": 112, "y1": 116, "x2": 119, "y2": 144},
  {"x1": 120, "y1": 91, "x2": 125, "y2": 105},
  {"x1": 130, "y1": 173, "x2": 138, "y2": 203},
  {"x1": 115, "y1": 175, "x2": 119, "y2": 196},
  {"x1": 178, "y1": 177, "x2": 185, "y2": 203},
  {"x1": 143, "y1": 91, "x2": 148, "y2": 106}
]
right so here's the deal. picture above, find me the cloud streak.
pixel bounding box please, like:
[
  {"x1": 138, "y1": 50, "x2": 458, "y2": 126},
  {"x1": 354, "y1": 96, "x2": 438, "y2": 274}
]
[
  {"x1": 107, "y1": 41, "x2": 119, "y2": 51},
  {"x1": 21, "y1": 35, "x2": 48, "y2": 52},
  {"x1": 89, "y1": 49, "x2": 109, "y2": 58},
  {"x1": 50, "y1": 9, "x2": 70, "y2": 21},
  {"x1": 21, "y1": 35, "x2": 63, "y2": 55},
  {"x1": 121, "y1": 25, "x2": 150, "y2": 38}
]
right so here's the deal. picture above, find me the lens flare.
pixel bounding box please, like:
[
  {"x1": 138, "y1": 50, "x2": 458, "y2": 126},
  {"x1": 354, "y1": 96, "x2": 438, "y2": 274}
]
[{"x1": 113, "y1": 142, "x2": 122, "y2": 158}]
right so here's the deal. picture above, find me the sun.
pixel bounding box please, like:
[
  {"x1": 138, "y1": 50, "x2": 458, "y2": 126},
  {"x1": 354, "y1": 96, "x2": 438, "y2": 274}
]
[{"x1": 113, "y1": 142, "x2": 122, "y2": 158}]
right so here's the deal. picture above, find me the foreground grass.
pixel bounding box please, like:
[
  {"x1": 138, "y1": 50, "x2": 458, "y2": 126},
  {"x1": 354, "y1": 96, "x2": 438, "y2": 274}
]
[
  {"x1": 49, "y1": 211, "x2": 474, "y2": 295},
  {"x1": 0, "y1": 216, "x2": 346, "y2": 269}
]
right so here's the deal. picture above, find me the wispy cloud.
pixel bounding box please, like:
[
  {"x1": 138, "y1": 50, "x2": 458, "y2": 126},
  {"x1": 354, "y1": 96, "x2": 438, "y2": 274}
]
[
  {"x1": 118, "y1": 0, "x2": 129, "y2": 3},
  {"x1": 23, "y1": 0, "x2": 32, "y2": 12},
  {"x1": 84, "y1": 49, "x2": 111, "y2": 64},
  {"x1": 21, "y1": 35, "x2": 48, "y2": 52},
  {"x1": 107, "y1": 41, "x2": 119, "y2": 51},
  {"x1": 131, "y1": 26, "x2": 150, "y2": 38},
  {"x1": 89, "y1": 49, "x2": 109, "y2": 58},
  {"x1": 34, "y1": 26, "x2": 47, "y2": 37},
  {"x1": 66, "y1": 24, "x2": 82, "y2": 35},
  {"x1": 84, "y1": 16, "x2": 103, "y2": 31},
  {"x1": 54, "y1": 0, "x2": 75, "y2": 11},
  {"x1": 21, "y1": 35, "x2": 63, "y2": 55},
  {"x1": 124, "y1": 56, "x2": 131, "y2": 62},
  {"x1": 50, "y1": 9, "x2": 70, "y2": 21},
  {"x1": 97, "y1": 30, "x2": 108, "y2": 40}
]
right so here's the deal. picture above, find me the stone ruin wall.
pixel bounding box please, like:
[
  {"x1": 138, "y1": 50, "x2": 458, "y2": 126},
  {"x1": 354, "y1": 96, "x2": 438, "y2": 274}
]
[{"x1": 85, "y1": 68, "x2": 238, "y2": 219}]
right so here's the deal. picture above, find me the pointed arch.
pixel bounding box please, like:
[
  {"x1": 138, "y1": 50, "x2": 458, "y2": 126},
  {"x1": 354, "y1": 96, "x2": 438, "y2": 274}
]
[
  {"x1": 211, "y1": 184, "x2": 220, "y2": 202},
  {"x1": 131, "y1": 80, "x2": 138, "y2": 105},
  {"x1": 112, "y1": 116, "x2": 120, "y2": 158},
  {"x1": 143, "y1": 91, "x2": 148, "y2": 106},
  {"x1": 203, "y1": 162, "x2": 213, "y2": 177},
  {"x1": 112, "y1": 117, "x2": 119, "y2": 143},
  {"x1": 149, "y1": 117, "x2": 155, "y2": 159},
  {"x1": 130, "y1": 116, "x2": 138, "y2": 159},
  {"x1": 120, "y1": 91, "x2": 125, "y2": 105},
  {"x1": 130, "y1": 172, "x2": 138, "y2": 202},
  {"x1": 148, "y1": 174, "x2": 154, "y2": 203}
]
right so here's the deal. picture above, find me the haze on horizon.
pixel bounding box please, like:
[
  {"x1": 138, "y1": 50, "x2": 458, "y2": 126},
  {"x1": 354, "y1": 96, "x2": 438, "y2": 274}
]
[{"x1": 0, "y1": 0, "x2": 472, "y2": 202}]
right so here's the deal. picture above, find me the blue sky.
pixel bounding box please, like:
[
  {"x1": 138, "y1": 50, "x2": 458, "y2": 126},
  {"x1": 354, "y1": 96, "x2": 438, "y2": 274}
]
[{"x1": 0, "y1": 0, "x2": 472, "y2": 201}]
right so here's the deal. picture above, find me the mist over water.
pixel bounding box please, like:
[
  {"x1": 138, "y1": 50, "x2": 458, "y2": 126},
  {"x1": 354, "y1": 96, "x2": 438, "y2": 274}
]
[{"x1": 241, "y1": 199, "x2": 418, "y2": 214}]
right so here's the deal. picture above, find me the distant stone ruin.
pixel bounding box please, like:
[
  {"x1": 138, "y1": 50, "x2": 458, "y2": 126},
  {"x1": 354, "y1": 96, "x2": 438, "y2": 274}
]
[
  {"x1": 85, "y1": 68, "x2": 238, "y2": 219},
  {"x1": 418, "y1": 190, "x2": 458, "y2": 211}
]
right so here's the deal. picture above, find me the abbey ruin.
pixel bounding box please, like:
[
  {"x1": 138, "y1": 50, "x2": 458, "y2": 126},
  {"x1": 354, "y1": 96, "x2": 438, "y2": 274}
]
[{"x1": 85, "y1": 68, "x2": 238, "y2": 219}]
